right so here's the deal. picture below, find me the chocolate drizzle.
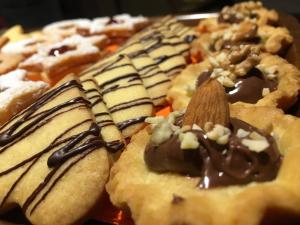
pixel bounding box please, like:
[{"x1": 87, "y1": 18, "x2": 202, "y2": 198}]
[
  {"x1": 47, "y1": 123, "x2": 102, "y2": 167},
  {"x1": 0, "y1": 80, "x2": 108, "y2": 213},
  {"x1": 144, "y1": 118, "x2": 281, "y2": 189}
]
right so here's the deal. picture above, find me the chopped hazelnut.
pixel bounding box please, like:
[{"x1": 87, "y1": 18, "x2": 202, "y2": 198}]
[
  {"x1": 236, "y1": 128, "x2": 250, "y2": 138},
  {"x1": 206, "y1": 124, "x2": 231, "y2": 145},
  {"x1": 262, "y1": 88, "x2": 270, "y2": 97},
  {"x1": 241, "y1": 131, "x2": 270, "y2": 152},
  {"x1": 179, "y1": 132, "x2": 199, "y2": 150}
]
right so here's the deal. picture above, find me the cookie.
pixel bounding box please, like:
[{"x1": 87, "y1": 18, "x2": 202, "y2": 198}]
[
  {"x1": 0, "y1": 37, "x2": 9, "y2": 50},
  {"x1": 83, "y1": 55, "x2": 153, "y2": 138},
  {"x1": 0, "y1": 53, "x2": 25, "y2": 75},
  {"x1": 107, "y1": 80, "x2": 300, "y2": 225},
  {"x1": 43, "y1": 19, "x2": 91, "y2": 39},
  {"x1": 90, "y1": 14, "x2": 149, "y2": 38},
  {"x1": 198, "y1": 1, "x2": 279, "y2": 34},
  {"x1": 79, "y1": 73, "x2": 125, "y2": 153},
  {"x1": 119, "y1": 42, "x2": 171, "y2": 107},
  {"x1": 19, "y1": 35, "x2": 100, "y2": 79},
  {"x1": 0, "y1": 75, "x2": 110, "y2": 225},
  {"x1": 192, "y1": 21, "x2": 293, "y2": 57},
  {"x1": 0, "y1": 69, "x2": 48, "y2": 126},
  {"x1": 168, "y1": 45, "x2": 300, "y2": 110},
  {"x1": 1, "y1": 37, "x2": 50, "y2": 57}
]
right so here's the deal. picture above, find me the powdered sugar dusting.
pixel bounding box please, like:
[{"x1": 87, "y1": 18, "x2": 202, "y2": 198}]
[{"x1": 0, "y1": 69, "x2": 48, "y2": 109}]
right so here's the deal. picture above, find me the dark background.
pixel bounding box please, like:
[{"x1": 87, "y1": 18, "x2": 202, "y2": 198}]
[{"x1": 0, "y1": 0, "x2": 299, "y2": 29}]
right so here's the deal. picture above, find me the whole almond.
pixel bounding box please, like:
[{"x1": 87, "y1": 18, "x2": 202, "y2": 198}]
[{"x1": 183, "y1": 78, "x2": 230, "y2": 128}]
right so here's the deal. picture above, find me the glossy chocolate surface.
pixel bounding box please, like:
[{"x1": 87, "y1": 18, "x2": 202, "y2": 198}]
[{"x1": 144, "y1": 118, "x2": 281, "y2": 188}]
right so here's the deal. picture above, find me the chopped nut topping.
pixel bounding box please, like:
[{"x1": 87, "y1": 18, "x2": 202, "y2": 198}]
[
  {"x1": 209, "y1": 45, "x2": 261, "y2": 87},
  {"x1": 192, "y1": 124, "x2": 202, "y2": 131},
  {"x1": 185, "y1": 83, "x2": 196, "y2": 97},
  {"x1": 206, "y1": 124, "x2": 231, "y2": 145},
  {"x1": 150, "y1": 121, "x2": 174, "y2": 145},
  {"x1": 179, "y1": 132, "x2": 199, "y2": 150},
  {"x1": 241, "y1": 131, "x2": 270, "y2": 152},
  {"x1": 262, "y1": 88, "x2": 270, "y2": 97},
  {"x1": 241, "y1": 139, "x2": 269, "y2": 152},
  {"x1": 256, "y1": 64, "x2": 278, "y2": 80},
  {"x1": 236, "y1": 128, "x2": 250, "y2": 138}
]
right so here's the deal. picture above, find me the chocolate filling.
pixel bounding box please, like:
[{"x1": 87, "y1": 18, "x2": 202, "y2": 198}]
[
  {"x1": 144, "y1": 118, "x2": 281, "y2": 189},
  {"x1": 197, "y1": 68, "x2": 277, "y2": 104},
  {"x1": 48, "y1": 45, "x2": 76, "y2": 57}
]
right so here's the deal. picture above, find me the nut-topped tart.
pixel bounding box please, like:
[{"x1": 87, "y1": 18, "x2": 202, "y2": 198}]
[
  {"x1": 168, "y1": 44, "x2": 300, "y2": 111},
  {"x1": 107, "y1": 77, "x2": 300, "y2": 225}
]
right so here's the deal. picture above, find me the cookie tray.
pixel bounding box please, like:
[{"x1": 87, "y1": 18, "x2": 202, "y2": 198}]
[{"x1": 1, "y1": 12, "x2": 300, "y2": 225}]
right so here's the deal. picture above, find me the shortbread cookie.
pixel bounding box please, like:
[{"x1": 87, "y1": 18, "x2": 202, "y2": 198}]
[
  {"x1": 107, "y1": 79, "x2": 300, "y2": 225},
  {"x1": 119, "y1": 42, "x2": 171, "y2": 107},
  {"x1": 0, "y1": 75, "x2": 110, "y2": 225},
  {"x1": 141, "y1": 37, "x2": 186, "y2": 77},
  {"x1": 85, "y1": 55, "x2": 153, "y2": 138},
  {"x1": 198, "y1": 1, "x2": 278, "y2": 33},
  {"x1": 168, "y1": 45, "x2": 300, "y2": 110},
  {"x1": 19, "y1": 35, "x2": 100, "y2": 78},
  {"x1": 0, "y1": 53, "x2": 25, "y2": 75},
  {"x1": 0, "y1": 69, "x2": 48, "y2": 125},
  {"x1": 80, "y1": 74, "x2": 125, "y2": 152},
  {"x1": 43, "y1": 19, "x2": 91, "y2": 38},
  {"x1": 193, "y1": 21, "x2": 293, "y2": 57}
]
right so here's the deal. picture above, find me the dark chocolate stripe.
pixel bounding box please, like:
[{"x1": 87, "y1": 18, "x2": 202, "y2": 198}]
[
  {"x1": 139, "y1": 65, "x2": 157, "y2": 75},
  {"x1": 80, "y1": 78, "x2": 94, "y2": 84},
  {"x1": 164, "y1": 64, "x2": 186, "y2": 75},
  {"x1": 28, "y1": 148, "x2": 97, "y2": 215},
  {"x1": 152, "y1": 95, "x2": 167, "y2": 101},
  {"x1": 109, "y1": 98, "x2": 153, "y2": 114},
  {"x1": 84, "y1": 88, "x2": 101, "y2": 95},
  {"x1": 141, "y1": 71, "x2": 164, "y2": 79},
  {"x1": 108, "y1": 97, "x2": 150, "y2": 111},
  {"x1": 154, "y1": 52, "x2": 184, "y2": 64},
  {"x1": 145, "y1": 79, "x2": 170, "y2": 89},
  {"x1": 102, "y1": 83, "x2": 143, "y2": 96},
  {"x1": 0, "y1": 98, "x2": 90, "y2": 155},
  {"x1": 98, "y1": 73, "x2": 139, "y2": 89},
  {"x1": 94, "y1": 112, "x2": 109, "y2": 117},
  {"x1": 117, "y1": 116, "x2": 148, "y2": 131},
  {"x1": 0, "y1": 117, "x2": 92, "y2": 176},
  {"x1": 91, "y1": 97, "x2": 103, "y2": 107},
  {"x1": 0, "y1": 158, "x2": 38, "y2": 208}
]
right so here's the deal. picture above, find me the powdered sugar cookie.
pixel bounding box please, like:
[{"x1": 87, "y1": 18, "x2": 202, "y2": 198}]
[
  {"x1": 19, "y1": 35, "x2": 100, "y2": 78},
  {"x1": 43, "y1": 19, "x2": 91, "y2": 39},
  {"x1": 1, "y1": 37, "x2": 50, "y2": 57},
  {"x1": 0, "y1": 69, "x2": 48, "y2": 125},
  {"x1": 91, "y1": 14, "x2": 149, "y2": 38},
  {"x1": 0, "y1": 53, "x2": 25, "y2": 75}
]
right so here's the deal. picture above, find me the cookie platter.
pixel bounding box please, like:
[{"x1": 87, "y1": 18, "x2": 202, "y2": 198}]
[{"x1": 1, "y1": 2, "x2": 300, "y2": 225}]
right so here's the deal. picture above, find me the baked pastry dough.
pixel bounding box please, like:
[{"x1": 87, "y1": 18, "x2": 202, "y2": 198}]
[
  {"x1": 198, "y1": 1, "x2": 278, "y2": 33},
  {"x1": 168, "y1": 48, "x2": 300, "y2": 111},
  {"x1": 106, "y1": 105, "x2": 300, "y2": 225},
  {"x1": 193, "y1": 21, "x2": 293, "y2": 57}
]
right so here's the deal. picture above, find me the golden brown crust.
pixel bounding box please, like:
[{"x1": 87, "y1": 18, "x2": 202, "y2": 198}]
[
  {"x1": 106, "y1": 105, "x2": 300, "y2": 225},
  {"x1": 193, "y1": 23, "x2": 293, "y2": 57},
  {"x1": 0, "y1": 53, "x2": 25, "y2": 75}
]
